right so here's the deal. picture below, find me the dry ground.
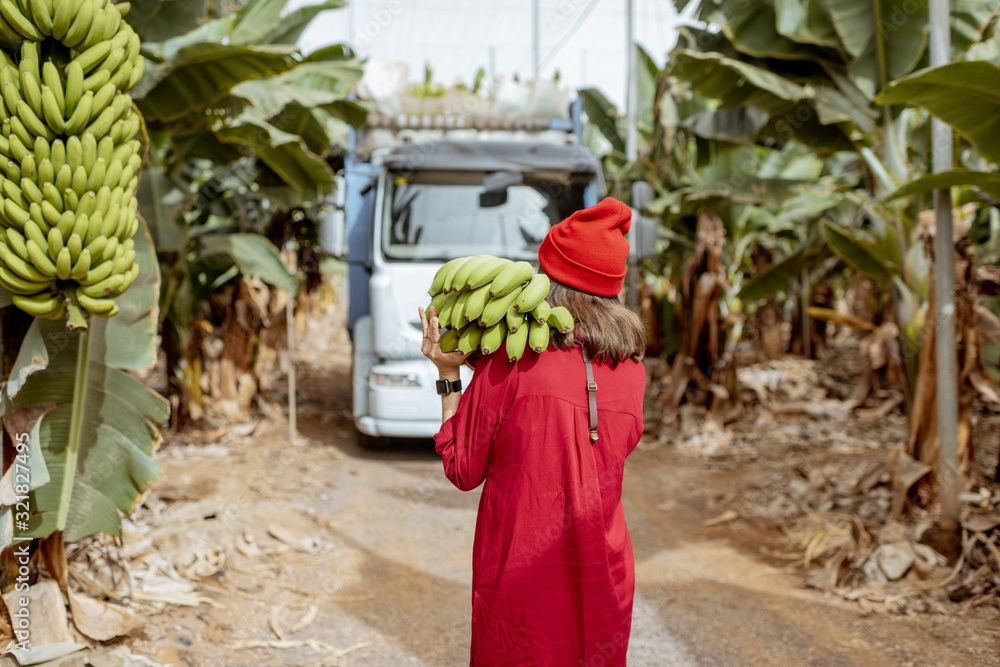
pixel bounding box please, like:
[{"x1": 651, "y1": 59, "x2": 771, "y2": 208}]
[{"x1": 112, "y1": 325, "x2": 1000, "y2": 666}]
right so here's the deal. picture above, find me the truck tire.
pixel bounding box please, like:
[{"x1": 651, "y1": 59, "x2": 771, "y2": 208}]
[{"x1": 357, "y1": 430, "x2": 391, "y2": 450}]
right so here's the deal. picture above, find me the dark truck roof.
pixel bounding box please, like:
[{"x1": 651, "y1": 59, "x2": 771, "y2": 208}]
[{"x1": 383, "y1": 140, "x2": 600, "y2": 174}]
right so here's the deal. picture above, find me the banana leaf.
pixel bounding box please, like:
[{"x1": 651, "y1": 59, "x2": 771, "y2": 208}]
[
  {"x1": 231, "y1": 60, "x2": 366, "y2": 121},
  {"x1": 126, "y1": 0, "x2": 209, "y2": 43},
  {"x1": 967, "y1": 31, "x2": 1000, "y2": 63},
  {"x1": 136, "y1": 162, "x2": 190, "y2": 253},
  {"x1": 675, "y1": 24, "x2": 742, "y2": 59},
  {"x1": 140, "y1": 17, "x2": 236, "y2": 63},
  {"x1": 671, "y1": 50, "x2": 808, "y2": 115},
  {"x1": 821, "y1": 219, "x2": 893, "y2": 281},
  {"x1": 876, "y1": 61, "x2": 1000, "y2": 164},
  {"x1": 757, "y1": 141, "x2": 825, "y2": 179},
  {"x1": 305, "y1": 44, "x2": 358, "y2": 63},
  {"x1": 884, "y1": 170, "x2": 1000, "y2": 202},
  {"x1": 904, "y1": 238, "x2": 931, "y2": 301},
  {"x1": 951, "y1": 0, "x2": 999, "y2": 54},
  {"x1": 809, "y1": 81, "x2": 878, "y2": 135},
  {"x1": 231, "y1": 0, "x2": 345, "y2": 46},
  {"x1": 712, "y1": 0, "x2": 829, "y2": 59},
  {"x1": 283, "y1": 59, "x2": 364, "y2": 100},
  {"x1": 214, "y1": 111, "x2": 336, "y2": 201},
  {"x1": 858, "y1": 146, "x2": 900, "y2": 196},
  {"x1": 579, "y1": 88, "x2": 624, "y2": 155},
  {"x1": 136, "y1": 44, "x2": 297, "y2": 122},
  {"x1": 683, "y1": 108, "x2": 770, "y2": 144},
  {"x1": 16, "y1": 341, "x2": 167, "y2": 541},
  {"x1": 775, "y1": 0, "x2": 841, "y2": 48},
  {"x1": 635, "y1": 44, "x2": 661, "y2": 137},
  {"x1": 139, "y1": 0, "x2": 345, "y2": 62},
  {"x1": 268, "y1": 102, "x2": 331, "y2": 156},
  {"x1": 198, "y1": 233, "x2": 296, "y2": 294},
  {"x1": 322, "y1": 99, "x2": 370, "y2": 129},
  {"x1": 738, "y1": 247, "x2": 826, "y2": 302},
  {"x1": 92, "y1": 215, "x2": 162, "y2": 370},
  {"x1": 822, "y1": 0, "x2": 929, "y2": 96},
  {"x1": 3, "y1": 317, "x2": 50, "y2": 399},
  {"x1": 169, "y1": 127, "x2": 247, "y2": 166}
]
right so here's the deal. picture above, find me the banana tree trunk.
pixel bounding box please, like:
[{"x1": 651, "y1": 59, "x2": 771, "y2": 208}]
[
  {"x1": 682, "y1": 212, "x2": 728, "y2": 374},
  {"x1": 662, "y1": 212, "x2": 739, "y2": 422},
  {"x1": 746, "y1": 247, "x2": 783, "y2": 361}
]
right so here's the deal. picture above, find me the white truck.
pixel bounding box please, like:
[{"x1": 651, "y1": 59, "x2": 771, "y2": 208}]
[{"x1": 326, "y1": 100, "x2": 650, "y2": 447}]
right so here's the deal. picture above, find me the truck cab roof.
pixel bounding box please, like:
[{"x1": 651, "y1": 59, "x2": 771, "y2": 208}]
[{"x1": 383, "y1": 140, "x2": 601, "y2": 174}]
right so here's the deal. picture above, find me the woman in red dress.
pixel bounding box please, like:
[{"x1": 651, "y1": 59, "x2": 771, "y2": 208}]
[{"x1": 419, "y1": 198, "x2": 647, "y2": 666}]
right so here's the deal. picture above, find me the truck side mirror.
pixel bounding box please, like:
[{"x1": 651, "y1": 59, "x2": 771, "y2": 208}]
[
  {"x1": 319, "y1": 208, "x2": 346, "y2": 257},
  {"x1": 628, "y1": 213, "x2": 658, "y2": 263},
  {"x1": 631, "y1": 180, "x2": 654, "y2": 212},
  {"x1": 628, "y1": 181, "x2": 658, "y2": 262},
  {"x1": 320, "y1": 174, "x2": 347, "y2": 257}
]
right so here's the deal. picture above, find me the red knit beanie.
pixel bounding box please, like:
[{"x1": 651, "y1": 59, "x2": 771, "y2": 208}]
[{"x1": 538, "y1": 197, "x2": 631, "y2": 297}]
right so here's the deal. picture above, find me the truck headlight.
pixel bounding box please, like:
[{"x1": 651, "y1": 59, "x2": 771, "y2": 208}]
[{"x1": 371, "y1": 372, "x2": 421, "y2": 388}]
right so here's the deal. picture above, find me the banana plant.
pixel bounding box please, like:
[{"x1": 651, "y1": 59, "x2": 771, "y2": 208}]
[
  {"x1": 878, "y1": 56, "x2": 1000, "y2": 200},
  {"x1": 127, "y1": 0, "x2": 367, "y2": 421},
  {"x1": 667, "y1": 0, "x2": 992, "y2": 359},
  {"x1": 583, "y1": 45, "x2": 849, "y2": 417},
  {"x1": 0, "y1": 214, "x2": 164, "y2": 602},
  {"x1": 653, "y1": 0, "x2": 999, "y2": 491},
  {"x1": 132, "y1": 0, "x2": 365, "y2": 202},
  {"x1": 869, "y1": 38, "x2": 1000, "y2": 480}
]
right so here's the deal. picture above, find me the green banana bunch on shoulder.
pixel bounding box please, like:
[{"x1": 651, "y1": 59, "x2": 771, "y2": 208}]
[{"x1": 427, "y1": 254, "x2": 571, "y2": 360}]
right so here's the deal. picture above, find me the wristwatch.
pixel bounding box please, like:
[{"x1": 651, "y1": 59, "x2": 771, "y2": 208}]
[{"x1": 435, "y1": 378, "x2": 462, "y2": 395}]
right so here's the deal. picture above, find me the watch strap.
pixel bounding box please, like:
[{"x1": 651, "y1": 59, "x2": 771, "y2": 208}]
[{"x1": 436, "y1": 378, "x2": 462, "y2": 395}]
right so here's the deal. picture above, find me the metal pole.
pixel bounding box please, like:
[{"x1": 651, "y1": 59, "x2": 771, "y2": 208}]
[
  {"x1": 625, "y1": 0, "x2": 637, "y2": 162},
  {"x1": 285, "y1": 243, "x2": 298, "y2": 443},
  {"x1": 347, "y1": 0, "x2": 354, "y2": 44},
  {"x1": 929, "y1": 0, "x2": 959, "y2": 532},
  {"x1": 532, "y1": 0, "x2": 540, "y2": 81}
]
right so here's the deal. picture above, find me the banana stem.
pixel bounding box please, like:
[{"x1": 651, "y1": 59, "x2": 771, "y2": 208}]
[
  {"x1": 55, "y1": 328, "x2": 91, "y2": 532},
  {"x1": 66, "y1": 301, "x2": 88, "y2": 331}
]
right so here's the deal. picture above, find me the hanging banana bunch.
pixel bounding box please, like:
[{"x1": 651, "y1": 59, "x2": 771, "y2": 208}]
[
  {"x1": 426, "y1": 255, "x2": 575, "y2": 363},
  {"x1": 0, "y1": 0, "x2": 144, "y2": 329}
]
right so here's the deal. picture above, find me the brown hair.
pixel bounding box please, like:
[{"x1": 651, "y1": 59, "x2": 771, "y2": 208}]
[{"x1": 545, "y1": 278, "x2": 647, "y2": 367}]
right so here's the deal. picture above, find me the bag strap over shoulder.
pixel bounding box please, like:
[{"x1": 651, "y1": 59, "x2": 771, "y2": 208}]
[{"x1": 581, "y1": 347, "x2": 598, "y2": 443}]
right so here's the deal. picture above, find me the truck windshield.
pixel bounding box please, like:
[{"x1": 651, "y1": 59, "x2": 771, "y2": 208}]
[{"x1": 380, "y1": 171, "x2": 591, "y2": 261}]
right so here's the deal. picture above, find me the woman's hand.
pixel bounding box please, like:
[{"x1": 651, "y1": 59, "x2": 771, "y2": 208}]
[{"x1": 419, "y1": 306, "x2": 472, "y2": 376}]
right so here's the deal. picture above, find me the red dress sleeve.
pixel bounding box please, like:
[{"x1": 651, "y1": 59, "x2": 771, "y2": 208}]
[{"x1": 433, "y1": 356, "x2": 506, "y2": 491}]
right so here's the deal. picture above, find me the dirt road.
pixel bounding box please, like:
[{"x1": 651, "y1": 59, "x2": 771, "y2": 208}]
[{"x1": 123, "y1": 347, "x2": 999, "y2": 666}]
